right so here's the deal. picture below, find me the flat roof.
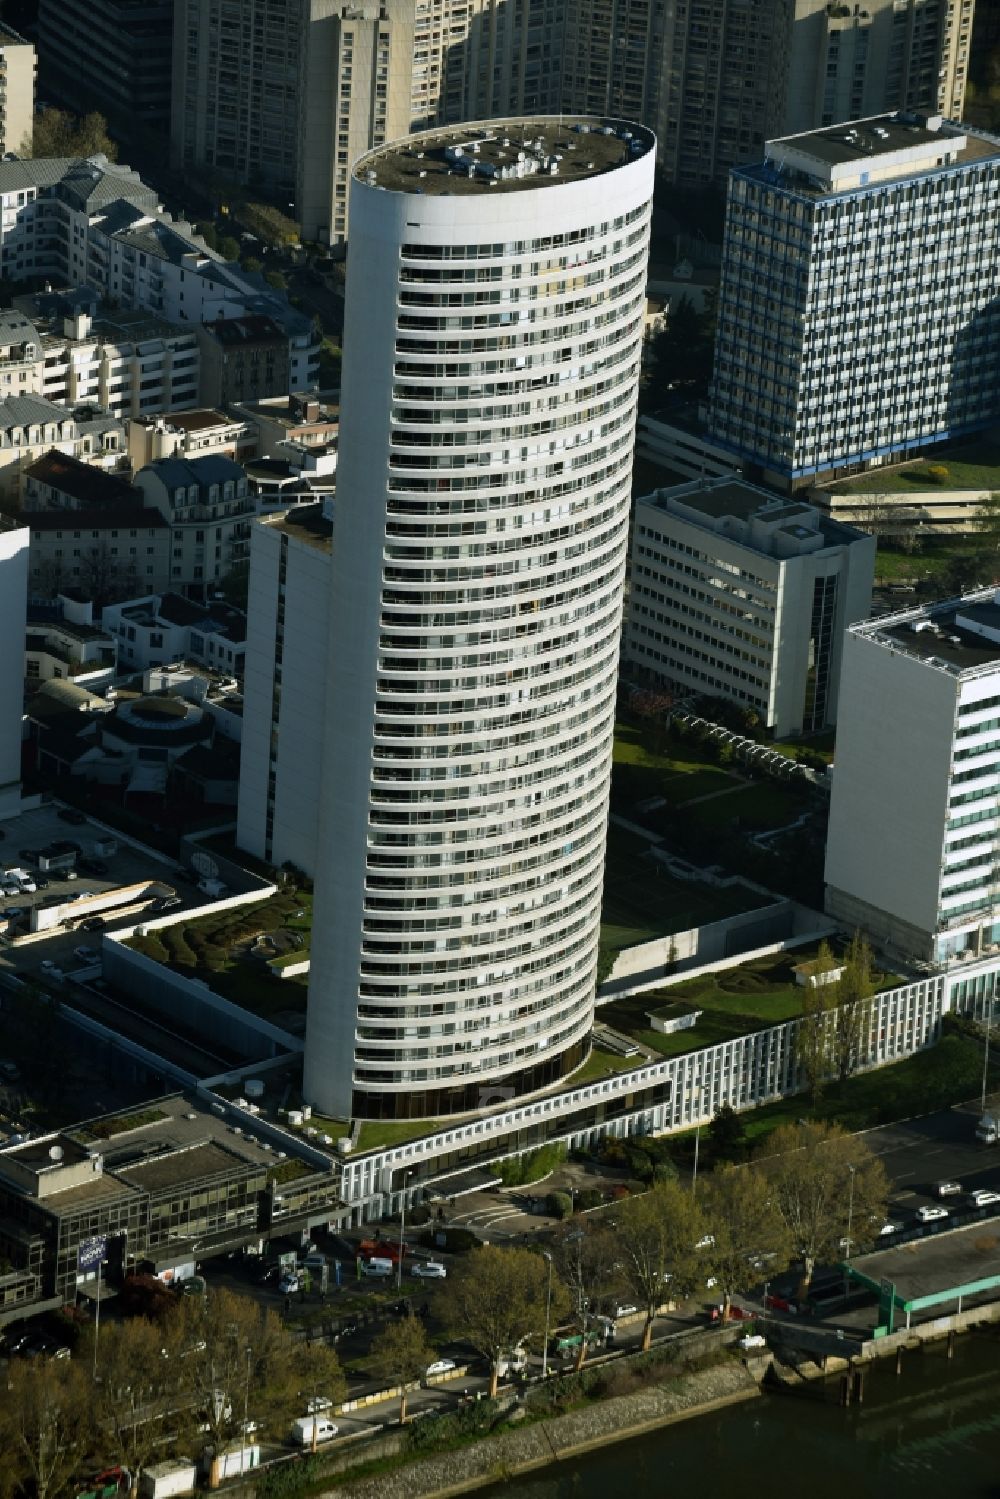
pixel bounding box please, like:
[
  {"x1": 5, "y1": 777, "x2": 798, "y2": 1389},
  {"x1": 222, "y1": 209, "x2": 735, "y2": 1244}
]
[
  {"x1": 858, "y1": 591, "x2": 1000, "y2": 675},
  {"x1": 356, "y1": 116, "x2": 654, "y2": 196},
  {"x1": 847, "y1": 1219, "x2": 1000, "y2": 1309},
  {"x1": 116, "y1": 1139, "x2": 260, "y2": 1193},
  {"x1": 264, "y1": 503, "x2": 333, "y2": 553},
  {"x1": 772, "y1": 115, "x2": 950, "y2": 167}
]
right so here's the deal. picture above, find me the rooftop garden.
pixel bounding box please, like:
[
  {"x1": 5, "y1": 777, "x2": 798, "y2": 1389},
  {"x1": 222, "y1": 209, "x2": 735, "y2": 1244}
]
[
  {"x1": 77, "y1": 1107, "x2": 168, "y2": 1142},
  {"x1": 597, "y1": 942, "x2": 901, "y2": 1061},
  {"x1": 127, "y1": 887, "x2": 311, "y2": 1020}
]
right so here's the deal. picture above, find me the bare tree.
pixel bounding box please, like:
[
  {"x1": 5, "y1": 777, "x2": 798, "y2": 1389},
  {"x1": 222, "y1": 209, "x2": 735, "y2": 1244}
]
[
  {"x1": 550, "y1": 1221, "x2": 622, "y2": 1370},
  {"x1": 0, "y1": 1358, "x2": 92, "y2": 1499}
]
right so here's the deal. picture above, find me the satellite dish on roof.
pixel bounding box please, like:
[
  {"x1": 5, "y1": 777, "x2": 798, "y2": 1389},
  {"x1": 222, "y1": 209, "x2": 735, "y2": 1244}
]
[{"x1": 49, "y1": 1145, "x2": 64, "y2": 1162}]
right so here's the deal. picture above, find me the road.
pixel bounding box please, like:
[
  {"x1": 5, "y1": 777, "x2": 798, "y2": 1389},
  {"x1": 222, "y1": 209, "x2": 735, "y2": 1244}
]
[{"x1": 863, "y1": 1108, "x2": 1000, "y2": 1223}]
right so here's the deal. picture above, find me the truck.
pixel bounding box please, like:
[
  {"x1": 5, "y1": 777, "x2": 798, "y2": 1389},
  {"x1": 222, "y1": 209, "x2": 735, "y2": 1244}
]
[
  {"x1": 975, "y1": 1113, "x2": 999, "y2": 1145},
  {"x1": 359, "y1": 1237, "x2": 407, "y2": 1264}
]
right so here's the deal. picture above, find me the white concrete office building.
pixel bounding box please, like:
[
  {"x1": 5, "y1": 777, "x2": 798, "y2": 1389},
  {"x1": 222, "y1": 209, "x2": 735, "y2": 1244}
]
[
  {"x1": 237, "y1": 504, "x2": 332, "y2": 879},
  {"x1": 304, "y1": 117, "x2": 654, "y2": 1120},
  {"x1": 624, "y1": 478, "x2": 874, "y2": 738},
  {"x1": 826, "y1": 591, "x2": 1000, "y2": 963},
  {"x1": 708, "y1": 114, "x2": 1000, "y2": 486}
]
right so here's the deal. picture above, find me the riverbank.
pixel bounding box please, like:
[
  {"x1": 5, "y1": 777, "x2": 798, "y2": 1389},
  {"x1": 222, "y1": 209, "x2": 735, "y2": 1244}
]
[{"x1": 323, "y1": 1360, "x2": 761, "y2": 1499}]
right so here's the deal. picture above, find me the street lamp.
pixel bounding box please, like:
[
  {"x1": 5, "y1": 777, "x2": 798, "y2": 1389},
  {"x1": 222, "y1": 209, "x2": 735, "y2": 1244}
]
[
  {"x1": 982, "y1": 993, "x2": 994, "y2": 1115},
  {"x1": 241, "y1": 1346, "x2": 251, "y2": 1474},
  {"x1": 842, "y1": 1165, "x2": 856, "y2": 1295},
  {"x1": 541, "y1": 1252, "x2": 553, "y2": 1379},
  {"x1": 691, "y1": 1081, "x2": 704, "y2": 1199},
  {"x1": 398, "y1": 1166, "x2": 417, "y2": 1292}
]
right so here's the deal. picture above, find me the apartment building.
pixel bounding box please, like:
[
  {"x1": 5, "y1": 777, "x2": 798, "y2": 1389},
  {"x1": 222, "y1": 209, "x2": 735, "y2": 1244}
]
[
  {"x1": 0, "y1": 157, "x2": 319, "y2": 391},
  {"x1": 37, "y1": 0, "x2": 174, "y2": 133},
  {"x1": 126, "y1": 409, "x2": 253, "y2": 470},
  {"x1": 25, "y1": 593, "x2": 118, "y2": 691},
  {"x1": 237, "y1": 503, "x2": 333, "y2": 879},
  {"x1": 624, "y1": 478, "x2": 874, "y2": 737},
  {"x1": 0, "y1": 521, "x2": 28, "y2": 812},
  {"x1": 826, "y1": 591, "x2": 1000, "y2": 963},
  {"x1": 1, "y1": 292, "x2": 200, "y2": 421},
  {"x1": 708, "y1": 114, "x2": 1000, "y2": 486},
  {"x1": 0, "y1": 395, "x2": 126, "y2": 500},
  {"x1": 196, "y1": 316, "x2": 291, "y2": 408},
  {"x1": 0, "y1": 23, "x2": 34, "y2": 157},
  {"x1": 133, "y1": 455, "x2": 253, "y2": 599},
  {"x1": 302, "y1": 118, "x2": 654, "y2": 1120}
]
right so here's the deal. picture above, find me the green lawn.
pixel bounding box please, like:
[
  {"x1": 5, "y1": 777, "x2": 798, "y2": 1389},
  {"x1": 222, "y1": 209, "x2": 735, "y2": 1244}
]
[
  {"x1": 355, "y1": 1117, "x2": 445, "y2": 1152},
  {"x1": 836, "y1": 442, "x2": 1000, "y2": 494},
  {"x1": 685, "y1": 780, "x2": 812, "y2": 833},
  {"x1": 571, "y1": 1046, "x2": 652, "y2": 1084},
  {"x1": 873, "y1": 538, "x2": 975, "y2": 584},
  {"x1": 600, "y1": 823, "x2": 769, "y2": 954},
  {"x1": 769, "y1": 730, "x2": 836, "y2": 765}
]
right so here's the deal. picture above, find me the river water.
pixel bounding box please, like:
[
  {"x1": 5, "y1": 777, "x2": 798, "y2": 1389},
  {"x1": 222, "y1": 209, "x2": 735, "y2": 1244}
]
[{"x1": 479, "y1": 1328, "x2": 1000, "y2": 1499}]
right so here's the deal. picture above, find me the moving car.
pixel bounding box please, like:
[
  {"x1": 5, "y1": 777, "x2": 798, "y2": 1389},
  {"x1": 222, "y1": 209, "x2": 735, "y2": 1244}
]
[
  {"x1": 936, "y1": 1180, "x2": 962, "y2": 1198},
  {"x1": 968, "y1": 1187, "x2": 1000, "y2": 1208},
  {"x1": 916, "y1": 1205, "x2": 949, "y2": 1223},
  {"x1": 412, "y1": 1261, "x2": 447, "y2": 1279}
]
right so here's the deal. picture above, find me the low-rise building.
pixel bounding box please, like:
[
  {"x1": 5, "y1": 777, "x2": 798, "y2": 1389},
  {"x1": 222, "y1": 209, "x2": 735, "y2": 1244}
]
[
  {"x1": 826, "y1": 590, "x2": 1000, "y2": 963},
  {"x1": 0, "y1": 395, "x2": 126, "y2": 500},
  {"x1": 624, "y1": 476, "x2": 874, "y2": 737},
  {"x1": 102, "y1": 591, "x2": 246, "y2": 677},
  {"x1": 126, "y1": 409, "x2": 253, "y2": 470},
  {"x1": 238, "y1": 504, "x2": 332, "y2": 877},
  {"x1": 25, "y1": 592, "x2": 117, "y2": 691},
  {"x1": 0, "y1": 1093, "x2": 341, "y2": 1322},
  {"x1": 23, "y1": 450, "x2": 136, "y2": 514},
  {"x1": 231, "y1": 393, "x2": 340, "y2": 461}
]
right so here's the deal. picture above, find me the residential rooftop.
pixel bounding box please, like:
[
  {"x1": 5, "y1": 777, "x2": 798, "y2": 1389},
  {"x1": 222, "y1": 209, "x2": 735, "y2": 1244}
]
[
  {"x1": 856, "y1": 590, "x2": 1000, "y2": 676},
  {"x1": 263, "y1": 501, "x2": 333, "y2": 552},
  {"x1": 355, "y1": 116, "x2": 654, "y2": 196}
]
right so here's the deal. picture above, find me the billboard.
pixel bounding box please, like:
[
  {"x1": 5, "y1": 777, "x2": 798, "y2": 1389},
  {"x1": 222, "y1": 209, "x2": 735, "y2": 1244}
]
[{"x1": 78, "y1": 1235, "x2": 108, "y2": 1273}]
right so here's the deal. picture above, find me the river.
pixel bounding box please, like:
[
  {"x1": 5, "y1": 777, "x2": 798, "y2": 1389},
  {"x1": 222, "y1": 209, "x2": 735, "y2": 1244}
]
[{"x1": 478, "y1": 1328, "x2": 1000, "y2": 1499}]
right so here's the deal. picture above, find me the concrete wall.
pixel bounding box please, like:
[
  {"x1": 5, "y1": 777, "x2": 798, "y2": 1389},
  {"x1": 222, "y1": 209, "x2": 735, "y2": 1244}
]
[
  {"x1": 599, "y1": 899, "x2": 836, "y2": 999},
  {"x1": 101, "y1": 936, "x2": 301, "y2": 1063}
]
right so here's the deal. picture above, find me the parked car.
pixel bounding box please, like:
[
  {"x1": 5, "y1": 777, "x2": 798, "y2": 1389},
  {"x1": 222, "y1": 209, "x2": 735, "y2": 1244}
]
[
  {"x1": 57, "y1": 808, "x2": 86, "y2": 825},
  {"x1": 936, "y1": 1180, "x2": 963, "y2": 1198},
  {"x1": 968, "y1": 1188, "x2": 1000, "y2": 1208},
  {"x1": 916, "y1": 1205, "x2": 949, "y2": 1223},
  {"x1": 412, "y1": 1261, "x2": 447, "y2": 1279},
  {"x1": 738, "y1": 1333, "x2": 767, "y2": 1351},
  {"x1": 878, "y1": 1221, "x2": 903, "y2": 1237},
  {"x1": 278, "y1": 1273, "x2": 301, "y2": 1294},
  {"x1": 17, "y1": 877, "x2": 36, "y2": 893}
]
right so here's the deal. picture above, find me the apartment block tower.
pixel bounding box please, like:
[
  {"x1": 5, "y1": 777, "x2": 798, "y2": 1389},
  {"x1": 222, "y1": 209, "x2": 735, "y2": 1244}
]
[
  {"x1": 0, "y1": 23, "x2": 34, "y2": 158},
  {"x1": 624, "y1": 478, "x2": 874, "y2": 738},
  {"x1": 37, "y1": 1, "x2": 174, "y2": 134},
  {"x1": 303, "y1": 118, "x2": 654, "y2": 1121},
  {"x1": 826, "y1": 592, "x2": 1000, "y2": 964},
  {"x1": 237, "y1": 504, "x2": 333, "y2": 880},
  {"x1": 708, "y1": 114, "x2": 1000, "y2": 487}
]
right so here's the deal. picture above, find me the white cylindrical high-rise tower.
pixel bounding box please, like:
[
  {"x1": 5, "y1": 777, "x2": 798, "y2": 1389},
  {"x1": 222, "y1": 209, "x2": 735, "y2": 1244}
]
[{"x1": 305, "y1": 116, "x2": 654, "y2": 1120}]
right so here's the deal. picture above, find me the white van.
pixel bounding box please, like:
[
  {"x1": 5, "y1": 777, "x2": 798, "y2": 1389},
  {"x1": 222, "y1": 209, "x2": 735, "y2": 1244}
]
[
  {"x1": 291, "y1": 1416, "x2": 339, "y2": 1446},
  {"x1": 361, "y1": 1257, "x2": 393, "y2": 1278},
  {"x1": 412, "y1": 1260, "x2": 447, "y2": 1279}
]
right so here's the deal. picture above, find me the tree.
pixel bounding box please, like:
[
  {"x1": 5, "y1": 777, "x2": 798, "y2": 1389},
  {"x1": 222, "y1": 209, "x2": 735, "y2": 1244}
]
[
  {"x1": 550, "y1": 1222, "x2": 621, "y2": 1370},
  {"x1": 940, "y1": 552, "x2": 983, "y2": 597},
  {"x1": 265, "y1": 270, "x2": 287, "y2": 292},
  {"x1": 707, "y1": 1103, "x2": 745, "y2": 1162},
  {"x1": 217, "y1": 236, "x2": 241, "y2": 262},
  {"x1": 439, "y1": 1244, "x2": 569, "y2": 1396},
  {"x1": 91, "y1": 1316, "x2": 182, "y2": 1496},
  {"x1": 25, "y1": 107, "x2": 117, "y2": 161},
  {"x1": 614, "y1": 1179, "x2": 706, "y2": 1349},
  {"x1": 700, "y1": 1163, "x2": 792, "y2": 1319},
  {"x1": 368, "y1": 1313, "x2": 434, "y2": 1424},
  {"x1": 975, "y1": 490, "x2": 1000, "y2": 551},
  {"x1": 196, "y1": 222, "x2": 219, "y2": 251},
  {"x1": 795, "y1": 947, "x2": 837, "y2": 1102},
  {"x1": 242, "y1": 255, "x2": 264, "y2": 275},
  {"x1": 171, "y1": 1289, "x2": 344, "y2": 1464},
  {"x1": 756, "y1": 1120, "x2": 889, "y2": 1291},
  {"x1": 0, "y1": 1358, "x2": 92, "y2": 1499},
  {"x1": 831, "y1": 931, "x2": 875, "y2": 1084}
]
